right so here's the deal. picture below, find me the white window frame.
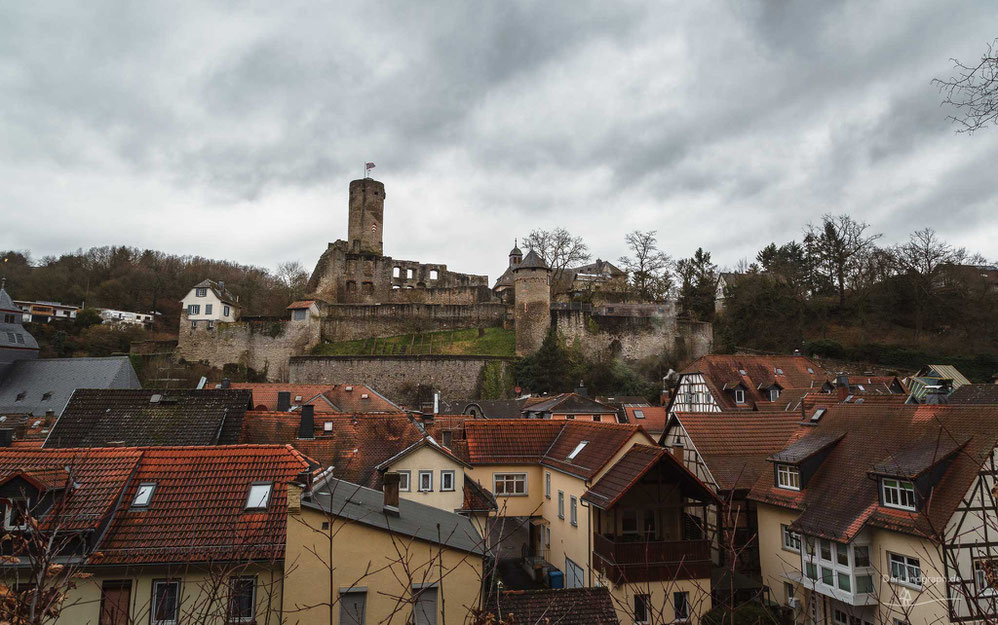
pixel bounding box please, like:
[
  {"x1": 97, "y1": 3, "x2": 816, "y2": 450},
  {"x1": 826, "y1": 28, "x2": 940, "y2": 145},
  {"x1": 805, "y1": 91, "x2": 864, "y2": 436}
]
[
  {"x1": 634, "y1": 593, "x2": 650, "y2": 624},
  {"x1": 889, "y1": 553, "x2": 922, "y2": 588},
  {"x1": 781, "y1": 524, "x2": 801, "y2": 552},
  {"x1": 735, "y1": 389, "x2": 746, "y2": 404},
  {"x1": 440, "y1": 470, "x2": 455, "y2": 492},
  {"x1": 245, "y1": 483, "x2": 272, "y2": 510},
  {"x1": 567, "y1": 441, "x2": 589, "y2": 460},
  {"x1": 3, "y1": 498, "x2": 30, "y2": 530},
  {"x1": 569, "y1": 495, "x2": 578, "y2": 527},
  {"x1": 493, "y1": 473, "x2": 526, "y2": 497},
  {"x1": 187, "y1": 304, "x2": 200, "y2": 315},
  {"x1": 132, "y1": 482, "x2": 156, "y2": 508},
  {"x1": 227, "y1": 576, "x2": 257, "y2": 623},
  {"x1": 674, "y1": 591, "x2": 690, "y2": 623},
  {"x1": 152, "y1": 579, "x2": 180, "y2": 625},
  {"x1": 776, "y1": 464, "x2": 801, "y2": 490},
  {"x1": 545, "y1": 472, "x2": 551, "y2": 499},
  {"x1": 418, "y1": 470, "x2": 433, "y2": 492},
  {"x1": 770, "y1": 388, "x2": 781, "y2": 401},
  {"x1": 223, "y1": 305, "x2": 230, "y2": 317},
  {"x1": 558, "y1": 491, "x2": 565, "y2": 519},
  {"x1": 398, "y1": 471, "x2": 411, "y2": 492},
  {"x1": 976, "y1": 559, "x2": 997, "y2": 595},
  {"x1": 881, "y1": 478, "x2": 917, "y2": 511}
]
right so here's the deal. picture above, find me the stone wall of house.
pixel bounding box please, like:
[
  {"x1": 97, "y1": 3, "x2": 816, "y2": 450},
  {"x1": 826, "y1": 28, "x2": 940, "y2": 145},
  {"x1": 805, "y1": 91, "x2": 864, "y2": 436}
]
[
  {"x1": 290, "y1": 355, "x2": 513, "y2": 402},
  {"x1": 176, "y1": 314, "x2": 321, "y2": 381},
  {"x1": 321, "y1": 303, "x2": 507, "y2": 342},
  {"x1": 552, "y1": 303, "x2": 713, "y2": 362}
]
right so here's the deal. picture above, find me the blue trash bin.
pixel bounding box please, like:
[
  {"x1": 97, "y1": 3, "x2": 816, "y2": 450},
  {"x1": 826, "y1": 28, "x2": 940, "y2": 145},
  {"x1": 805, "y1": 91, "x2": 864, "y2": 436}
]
[{"x1": 548, "y1": 569, "x2": 564, "y2": 589}]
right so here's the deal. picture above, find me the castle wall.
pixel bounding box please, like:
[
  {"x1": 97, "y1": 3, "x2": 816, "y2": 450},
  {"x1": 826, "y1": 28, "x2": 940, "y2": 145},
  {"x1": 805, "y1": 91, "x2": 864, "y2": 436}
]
[
  {"x1": 320, "y1": 303, "x2": 507, "y2": 342},
  {"x1": 552, "y1": 304, "x2": 713, "y2": 362},
  {"x1": 176, "y1": 313, "x2": 321, "y2": 381},
  {"x1": 290, "y1": 355, "x2": 513, "y2": 402}
]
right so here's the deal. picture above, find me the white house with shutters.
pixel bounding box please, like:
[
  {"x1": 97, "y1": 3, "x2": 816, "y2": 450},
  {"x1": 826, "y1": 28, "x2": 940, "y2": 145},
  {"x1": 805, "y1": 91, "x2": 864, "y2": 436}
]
[{"x1": 180, "y1": 279, "x2": 239, "y2": 329}]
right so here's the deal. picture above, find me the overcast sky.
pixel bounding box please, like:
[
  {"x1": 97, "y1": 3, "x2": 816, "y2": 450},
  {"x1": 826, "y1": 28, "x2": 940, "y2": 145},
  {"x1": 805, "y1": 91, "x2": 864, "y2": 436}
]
[{"x1": 2, "y1": 2, "x2": 997, "y2": 284}]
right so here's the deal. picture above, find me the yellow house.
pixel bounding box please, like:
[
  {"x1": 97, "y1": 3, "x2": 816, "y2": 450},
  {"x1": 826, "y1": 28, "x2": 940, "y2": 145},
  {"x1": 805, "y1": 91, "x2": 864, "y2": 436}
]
[
  {"x1": 749, "y1": 404, "x2": 998, "y2": 625},
  {"x1": 282, "y1": 472, "x2": 486, "y2": 625}
]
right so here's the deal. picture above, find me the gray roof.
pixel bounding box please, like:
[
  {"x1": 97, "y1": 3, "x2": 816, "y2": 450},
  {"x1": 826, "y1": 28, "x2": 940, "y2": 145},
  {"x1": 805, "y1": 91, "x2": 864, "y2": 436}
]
[
  {"x1": 191, "y1": 279, "x2": 238, "y2": 305},
  {"x1": 304, "y1": 477, "x2": 485, "y2": 556},
  {"x1": 0, "y1": 286, "x2": 40, "y2": 376},
  {"x1": 514, "y1": 250, "x2": 550, "y2": 272},
  {"x1": 948, "y1": 384, "x2": 998, "y2": 405},
  {"x1": 0, "y1": 357, "x2": 140, "y2": 417}
]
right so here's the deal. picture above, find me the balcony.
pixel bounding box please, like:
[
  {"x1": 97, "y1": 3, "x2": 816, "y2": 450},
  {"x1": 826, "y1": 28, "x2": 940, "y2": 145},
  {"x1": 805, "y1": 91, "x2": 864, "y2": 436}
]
[{"x1": 592, "y1": 533, "x2": 712, "y2": 583}]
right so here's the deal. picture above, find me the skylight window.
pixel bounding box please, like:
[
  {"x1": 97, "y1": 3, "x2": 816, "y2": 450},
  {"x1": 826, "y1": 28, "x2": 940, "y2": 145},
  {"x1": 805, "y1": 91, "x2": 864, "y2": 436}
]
[
  {"x1": 807, "y1": 368, "x2": 815, "y2": 374},
  {"x1": 811, "y1": 408, "x2": 826, "y2": 422},
  {"x1": 633, "y1": 410, "x2": 645, "y2": 419},
  {"x1": 323, "y1": 421, "x2": 333, "y2": 432},
  {"x1": 776, "y1": 368, "x2": 784, "y2": 375},
  {"x1": 132, "y1": 482, "x2": 156, "y2": 507},
  {"x1": 567, "y1": 441, "x2": 589, "y2": 461},
  {"x1": 739, "y1": 369, "x2": 747, "y2": 376},
  {"x1": 245, "y1": 483, "x2": 272, "y2": 510}
]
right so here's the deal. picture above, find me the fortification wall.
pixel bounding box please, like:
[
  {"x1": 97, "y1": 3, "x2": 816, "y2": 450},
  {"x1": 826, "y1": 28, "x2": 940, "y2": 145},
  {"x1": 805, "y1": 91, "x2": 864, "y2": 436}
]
[
  {"x1": 290, "y1": 355, "x2": 513, "y2": 402},
  {"x1": 176, "y1": 314, "x2": 321, "y2": 381},
  {"x1": 320, "y1": 303, "x2": 507, "y2": 341},
  {"x1": 552, "y1": 304, "x2": 713, "y2": 362}
]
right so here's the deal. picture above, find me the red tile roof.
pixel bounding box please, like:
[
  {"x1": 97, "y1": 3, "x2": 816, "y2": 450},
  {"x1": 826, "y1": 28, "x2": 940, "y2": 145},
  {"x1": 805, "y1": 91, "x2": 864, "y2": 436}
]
[
  {"x1": 749, "y1": 404, "x2": 998, "y2": 542},
  {"x1": 229, "y1": 383, "x2": 401, "y2": 414},
  {"x1": 98, "y1": 445, "x2": 311, "y2": 565},
  {"x1": 670, "y1": 411, "x2": 808, "y2": 491},
  {"x1": 286, "y1": 300, "x2": 316, "y2": 309},
  {"x1": 680, "y1": 354, "x2": 828, "y2": 411},
  {"x1": 582, "y1": 444, "x2": 717, "y2": 510},
  {"x1": 239, "y1": 412, "x2": 425, "y2": 489},
  {"x1": 542, "y1": 422, "x2": 651, "y2": 479},
  {"x1": 623, "y1": 406, "x2": 668, "y2": 432}
]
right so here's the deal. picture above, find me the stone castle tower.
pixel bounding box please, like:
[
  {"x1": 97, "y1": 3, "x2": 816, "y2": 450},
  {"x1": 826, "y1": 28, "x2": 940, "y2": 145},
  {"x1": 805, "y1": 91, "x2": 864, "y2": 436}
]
[
  {"x1": 347, "y1": 178, "x2": 385, "y2": 255},
  {"x1": 513, "y1": 250, "x2": 552, "y2": 356}
]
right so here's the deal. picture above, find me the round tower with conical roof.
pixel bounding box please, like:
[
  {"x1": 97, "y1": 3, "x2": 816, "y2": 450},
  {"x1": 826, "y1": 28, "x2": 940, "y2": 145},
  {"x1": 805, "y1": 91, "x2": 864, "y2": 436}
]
[{"x1": 513, "y1": 250, "x2": 551, "y2": 356}]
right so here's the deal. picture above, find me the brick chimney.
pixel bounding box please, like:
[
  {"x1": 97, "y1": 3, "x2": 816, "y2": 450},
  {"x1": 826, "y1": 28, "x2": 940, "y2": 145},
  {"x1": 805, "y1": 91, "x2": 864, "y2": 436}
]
[
  {"x1": 277, "y1": 391, "x2": 291, "y2": 412},
  {"x1": 383, "y1": 472, "x2": 400, "y2": 515},
  {"x1": 298, "y1": 405, "x2": 315, "y2": 440}
]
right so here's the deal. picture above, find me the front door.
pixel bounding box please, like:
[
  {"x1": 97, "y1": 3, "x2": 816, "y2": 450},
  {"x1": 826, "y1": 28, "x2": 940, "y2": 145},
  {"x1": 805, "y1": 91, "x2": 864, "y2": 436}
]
[
  {"x1": 99, "y1": 580, "x2": 131, "y2": 625},
  {"x1": 565, "y1": 557, "x2": 585, "y2": 589}
]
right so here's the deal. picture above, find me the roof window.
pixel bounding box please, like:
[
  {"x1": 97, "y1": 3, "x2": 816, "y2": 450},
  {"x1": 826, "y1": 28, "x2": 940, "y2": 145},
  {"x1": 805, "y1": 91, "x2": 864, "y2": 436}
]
[
  {"x1": 245, "y1": 483, "x2": 272, "y2": 510},
  {"x1": 739, "y1": 369, "x2": 747, "y2": 376},
  {"x1": 132, "y1": 482, "x2": 156, "y2": 508},
  {"x1": 344, "y1": 386, "x2": 353, "y2": 392},
  {"x1": 807, "y1": 367, "x2": 815, "y2": 374},
  {"x1": 323, "y1": 421, "x2": 333, "y2": 432},
  {"x1": 567, "y1": 441, "x2": 589, "y2": 461},
  {"x1": 810, "y1": 408, "x2": 826, "y2": 422},
  {"x1": 361, "y1": 393, "x2": 369, "y2": 399},
  {"x1": 633, "y1": 410, "x2": 645, "y2": 419},
  {"x1": 294, "y1": 395, "x2": 303, "y2": 403},
  {"x1": 41, "y1": 392, "x2": 52, "y2": 401},
  {"x1": 15, "y1": 392, "x2": 25, "y2": 402}
]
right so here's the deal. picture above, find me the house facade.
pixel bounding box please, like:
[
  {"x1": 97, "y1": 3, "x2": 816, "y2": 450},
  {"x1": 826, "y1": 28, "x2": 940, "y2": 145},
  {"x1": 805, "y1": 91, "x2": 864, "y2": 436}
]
[{"x1": 180, "y1": 278, "x2": 239, "y2": 327}]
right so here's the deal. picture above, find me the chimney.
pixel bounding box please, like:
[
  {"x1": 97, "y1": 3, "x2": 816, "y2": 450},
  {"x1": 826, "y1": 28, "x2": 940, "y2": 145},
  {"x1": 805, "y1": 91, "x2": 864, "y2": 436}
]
[
  {"x1": 383, "y1": 472, "x2": 400, "y2": 515},
  {"x1": 576, "y1": 380, "x2": 588, "y2": 398},
  {"x1": 218, "y1": 280, "x2": 225, "y2": 292},
  {"x1": 220, "y1": 377, "x2": 230, "y2": 389},
  {"x1": 298, "y1": 405, "x2": 315, "y2": 439},
  {"x1": 0, "y1": 428, "x2": 12, "y2": 448},
  {"x1": 277, "y1": 391, "x2": 291, "y2": 412}
]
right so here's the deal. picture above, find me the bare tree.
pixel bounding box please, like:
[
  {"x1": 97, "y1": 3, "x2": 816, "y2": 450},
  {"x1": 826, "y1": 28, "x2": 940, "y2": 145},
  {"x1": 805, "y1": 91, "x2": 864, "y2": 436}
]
[
  {"x1": 934, "y1": 38, "x2": 998, "y2": 133},
  {"x1": 276, "y1": 261, "x2": 310, "y2": 302},
  {"x1": 618, "y1": 231, "x2": 674, "y2": 302},
  {"x1": 804, "y1": 214, "x2": 882, "y2": 308},
  {"x1": 521, "y1": 228, "x2": 591, "y2": 293}
]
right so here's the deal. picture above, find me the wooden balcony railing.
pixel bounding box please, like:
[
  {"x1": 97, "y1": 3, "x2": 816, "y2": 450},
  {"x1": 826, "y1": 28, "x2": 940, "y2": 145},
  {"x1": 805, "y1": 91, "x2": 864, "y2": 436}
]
[{"x1": 592, "y1": 533, "x2": 712, "y2": 583}]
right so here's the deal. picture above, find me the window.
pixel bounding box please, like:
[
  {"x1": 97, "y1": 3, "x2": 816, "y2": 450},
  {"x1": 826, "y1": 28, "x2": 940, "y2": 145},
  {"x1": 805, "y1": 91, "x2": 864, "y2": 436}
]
[
  {"x1": 340, "y1": 589, "x2": 367, "y2": 625},
  {"x1": 569, "y1": 496, "x2": 578, "y2": 527},
  {"x1": 622, "y1": 509, "x2": 638, "y2": 534},
  {"x1": 442, "y1": 431, "x2": 452, "y2": 447},
  {"x1": 567, "y1": 441, "x2": 589, "y2": 461},
  {"x1": 735, "y1": 389, "x2": 746, "y2": 404},
  {"x1": 889, "y1": 553, "x2": 922, "y2": 587},
  {"x1": 223, "y1": 305, "x2": 230, "y2": 317},
  {"x1": 406, "y1": 268, "x2": 414, "y2": 280},
  {"x1": 132, "y1": 483, "x2": 156, "y2": 508},
  {"x1": 418, "y1": 471, "x2": 433, "y2": 492},
  {"x1": 440, "y1": 470, "x2": 455, "y2": 492},
  {"x1": 291, "y1": 308, "x2": 307, "y2": 320},
  {"x1": 784, "y1": 582, "x2": 795, "y2": 605},
  {"x1": 429, "y1": 269, "x2": 438, "y2": 280},
  {"x1": 633, "y1": 409, "x2": 645, "y2": 419},
  {"x1": 3, "y1": 498, "x2": 29, "y2": 530},
  {"x1": 820, "y1": 540, "x2": 832, "y2": 561},
  {"x1": 393, "y1": 267, "x2": 401, "y2": 278},
  {"x1": 558, "y1": 491, "x2": 565, "y2": 519},
  {"x1": 245, "y1": 483, "x2": 272, "y2": 510},
  {"x1": 207, "y1": 320, "x2": 215, "y2": 330},
  {"x1": 634, "y1": 594, "x2": 650, "y2": 624},
  {"x1": 152, "y1": 580, "x2": 179, "y2": 625},
  {"x1": 191, "y1": 320, "x2": 198, "y2": 329},
  {"x1": 976, "y1": 560, "x2": 996, "y2": 594},
  {"x1": 412, "y1": 586, "x2": 437, "y2": 625},
  {"x1": 837, "y1": 571, "x2": 851, "y2": 592},
  {"x1": 833, "y1": 609, "x2": 848, "y2": 625},
  {"x1": 3, "y1": 314, "x2": 13, "y2": 323},
  {"x1": 836, "y1": 543, "x2": 849, "y2": 566},
  {"x1": 228, "y1": 576, "x2": 256, "y2": 623},
  {"x1": 196, "y1": 287, "x2": 207, "y2": 297},
  {"x1": 674, "y1": 591, "x2": 690, "y2": 622},
  {"x1": 853, "y1": 545, "x2": 870, "y2": 567},
  {"x1": 781, "y1": 525, "x2": 801, "y2": 552},
  {"x1": 399, "y1": 471, "x2": 411, "y2": 492},
  {"x1": 493, "y1": 473, "x2": 526, "y2": 496},
  {"x1": 593, "y1": 415, "x2": 602, "y2": 422},
  {"x1": 205, "y1": 304, "x2": 213, "y2": 315},
  {"x1": 776, "y1": 464, "x2": 800, "y2": 490},
  {"x1": 187, "y1": 304, "x2": 200, "y2": 315},
  {"x1": 564, "y1": 414, "x2": 575, "y2": 420},
  {"x1": 856, "y1": 574, "x2": 874, "y2": 593},
  {"x1": 821, "y1": 566, "x2": 834, "y2": 586},
  {"x1": 805, "y1": 562, "x2": 817, "y2": 580},
  {"x1": 770, "y1": 388, "x2": 781, "y2": 401},
  {"x1": 882, "y1": 478, "x2": 917, "y2": 511},
  {"x1": 323, "y1": 421, "x2": 333, "y2": 432},
  {"x1": 545, "y1": 472, "x2": 551, "y2": 499}
]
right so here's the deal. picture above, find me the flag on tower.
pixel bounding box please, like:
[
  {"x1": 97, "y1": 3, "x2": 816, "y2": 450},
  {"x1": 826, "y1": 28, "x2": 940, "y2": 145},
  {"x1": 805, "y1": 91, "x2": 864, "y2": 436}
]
[{"x1": 365, "y1": 162, "x2": 375, "y2": 170}]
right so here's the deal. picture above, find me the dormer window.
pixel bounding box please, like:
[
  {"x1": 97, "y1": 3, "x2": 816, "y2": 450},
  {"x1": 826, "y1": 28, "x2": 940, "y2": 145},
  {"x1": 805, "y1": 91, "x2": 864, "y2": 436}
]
[
  {"x1": 195, "y1": 287, "x2": 207, "y2": 297},
  {"x1": 132, "y1": 482, "x2": 156, "y2": 508},
  {"x1": 567, "y1": 441, "x2": 589, "y2": 461},
  {"x1": 3, "y1": 498, "x2": 30, "y2": 530},
  {"x1": 245, "y1": 483, "x2": 272, "y2": 510},
  {"x1": 776, "y1": 464, "x2": 801, "y2": 490},
  {"x1": 881, "y1": 478, "x2": 916, "y2": 511},
  {"x1": 734, "y1": 389, "x2": 746, "y2": 404},
  {"x1": 769, "y1": 388, "x2": 781, "y2": 401}
]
